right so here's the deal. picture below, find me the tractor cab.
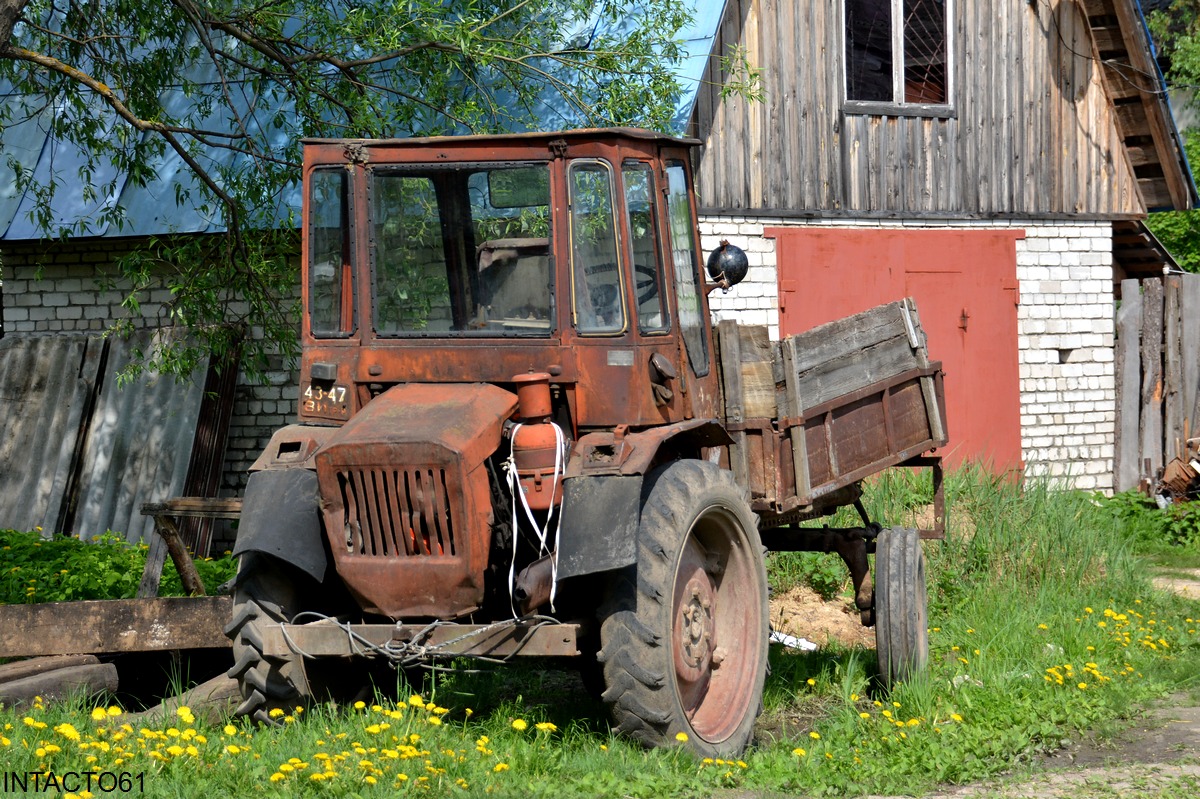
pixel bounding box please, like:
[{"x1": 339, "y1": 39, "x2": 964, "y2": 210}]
[{"x1": 297, "y1": 128, "x2": 736, "y2": 433}]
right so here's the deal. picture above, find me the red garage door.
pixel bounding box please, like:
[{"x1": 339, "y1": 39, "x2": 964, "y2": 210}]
[{"x1": 768, "y1": 228, "x2": 1023, "y2": 472}]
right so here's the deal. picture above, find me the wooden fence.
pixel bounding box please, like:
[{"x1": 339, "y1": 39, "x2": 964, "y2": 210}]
[{"x1": 1115, "y1": 274, "x2": 1200, "y2": 492}]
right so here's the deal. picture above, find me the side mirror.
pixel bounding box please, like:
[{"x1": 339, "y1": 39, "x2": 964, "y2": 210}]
[{"x1": 705, "y1": 240, "x2": 749, "y2": 292}]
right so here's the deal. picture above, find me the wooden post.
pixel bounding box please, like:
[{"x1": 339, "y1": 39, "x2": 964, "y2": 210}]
[
  {"x1": 716, "y1": 320, "x2": 750, "y2": 489},
  {"x1": 1114, "y1": 279, "x2": 1143, "y2": 493},
  {"x1": 1165, "y1": 276, "x2": 1182, "y2": 461},
  {"x1": 1182, "y1": 275, "x2": 1200, "y2": 440},
  {"x1": 1140, "y1": 278, "x2": 1164, "y2": 481}
]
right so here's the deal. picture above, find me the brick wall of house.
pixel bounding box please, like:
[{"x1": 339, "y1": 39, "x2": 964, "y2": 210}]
[
  {"x1": 1, "y1": 240, "x2": 298, "y2": 532},
  {"x1": 700, "y1": 217, "x2": 1116, "y2": 492}
]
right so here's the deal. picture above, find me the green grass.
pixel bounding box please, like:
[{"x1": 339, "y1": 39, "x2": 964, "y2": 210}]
[{"x1": 2, "y1": 469, "x2": 1200, "y2": 797}]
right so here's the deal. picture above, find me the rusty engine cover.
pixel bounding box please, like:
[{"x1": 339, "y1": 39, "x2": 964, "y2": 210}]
[{"x1": 314, "y1": 383, "x2": 517, "y2": 619}]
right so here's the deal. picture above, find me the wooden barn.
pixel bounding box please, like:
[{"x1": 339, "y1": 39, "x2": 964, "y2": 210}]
[{"x1": 689, "y1": 0, "x2": 1196, "y2": 490}]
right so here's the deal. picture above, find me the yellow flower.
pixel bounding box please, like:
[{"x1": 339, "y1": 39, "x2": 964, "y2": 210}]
[
  {"x1": 806, "y1": 678, "x2": 816, "y2": 686},
  {"x1": 426, "y1": 716, "x2": 442, "y2": 726},
  {"x1": 223, "y1": 724, "x2": 237, "y2": 736},
  {"x1": 354, "y1": 701, "x2": 366, "y2": 710},
  {"x1": 792, "y1": 747, "x2": 806, "y2": 757},
  {"x1": 950, "y1": 713, "x2": 963, "y2": 722},
  {"x1": 268, "y1": 708, "x2": 285, "y2": 719},
  {"x1": 809, "y1": 731, "x2": 820, "y2": 740},
  {"x1": 859, "y1": 712, "x2": 870, "y2": 719},
  {"x1": 537, "y1": 722, "x2": 558, "y2": 733},
  {"x1": 54, "y1": 722, "x2": 80, "y2": 741},
  {"x1": 408, "y1": 695, "x2": 425, "y2": 708},
  {"x1": 175, "y1": 706, "x2": 195, "y2": 725},
  {"x1": 1078, "y1": 682, "x2": 1088, "y2": 690},
  {"x1": 674, "y1": 731, "x2": 688, "y2": 742},
  {"x1": 493, "y1": 762, "x2": 510, "y2": 773},
  {"x1": 511, "y1": 719, "x2": 527, "y2": 731},
  {"x1": 225, "y1": 745, "x2": 241, "y2": 755},
  {"x1": 91, "y1": 708, "x2": 108, "y2": 722}
]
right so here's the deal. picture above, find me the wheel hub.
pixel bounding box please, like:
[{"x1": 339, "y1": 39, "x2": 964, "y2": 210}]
[{"x1": 676, "y1": 574, "x2": 715, "y2": 684}]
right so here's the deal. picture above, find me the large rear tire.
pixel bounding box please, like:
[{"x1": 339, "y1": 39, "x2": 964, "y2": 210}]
[
  {"x1": 597, "y1": 460, "x2": 768, "y2": 757},
  {"x1": 874, "y1": 526, "x2": 929, "y2": 688}
]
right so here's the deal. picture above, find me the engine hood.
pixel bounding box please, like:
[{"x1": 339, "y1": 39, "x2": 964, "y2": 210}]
[{"x1": 318, "y1": 383, "x2": 518, "y2": 469}]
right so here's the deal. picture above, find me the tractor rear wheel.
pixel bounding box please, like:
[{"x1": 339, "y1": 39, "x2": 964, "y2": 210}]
[
  {"x1": 597, "y1": 460, "x2": 768, "y2": 757},
  {"x1": 874, "y1": 526, "x2": 929, "y2": 688}
]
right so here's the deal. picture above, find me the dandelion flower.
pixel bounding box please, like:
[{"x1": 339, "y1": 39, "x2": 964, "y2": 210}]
[
  {"x1": 809, "y1": 731, "x2": 821, "y2": 740},
  {"x1": 806, "y1": 678, "x2": 816, "y2": 686},
  {"x1": 675, "y1": 731, "x2": 689, "y2": 742},
  {"x1": 91, "y1": 708, "x2": 108, "y2": 722},
  {"x1": 54, "y1": 723, "x2": 80, "y2": 741},
  {"x1": 792, "y1": 747, "x2": 806, "y2": 757},
  {"x1": 511, "y1": 719, "x2": 527, "y2": 732},
  {"x1": 536, "y1": 722, "x2": 558, "y2": 733},
  {"x1": 493, "y1": 763, "x2": 509, "y2": 773}
]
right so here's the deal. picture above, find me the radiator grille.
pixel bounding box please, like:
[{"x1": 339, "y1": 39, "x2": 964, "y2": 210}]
[{"x1": 337, "y1": 468, "x2": 457, "y2": 557}]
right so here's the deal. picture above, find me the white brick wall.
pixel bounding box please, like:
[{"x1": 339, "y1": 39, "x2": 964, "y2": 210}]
[
  {"x1": 699, "y1": 216, "x2": 1116, "y2": 492},
  {"x1": 2, "y1": 242, "x2": 299, "y2": 546}
]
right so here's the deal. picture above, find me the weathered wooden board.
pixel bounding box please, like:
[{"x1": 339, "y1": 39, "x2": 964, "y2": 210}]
[
  {"x1": 0, "y1": 654, "x2": 100, "y2": 683},
  {"x1": 782, "y1": 298, "x2": 930, "y2": 411},
  {"x1": 1115, "y1": 279, "x2": 1143, "y2": 493},
  {"x1": 0, "y1": 597, "x2": 232, "y2": 658},
  {"x1": 1183, "y1": 275, "x2": 1200, "y2": 439},
  {"x1": 1141, "y1": 279, "x2": 1164, "y2": 478},
  {"x1": 1165, "y1": 276, "x2": 1183, "y2": 460},
  {"x1": 0, "y1": 663, "x2": 118, "y2": 706}
]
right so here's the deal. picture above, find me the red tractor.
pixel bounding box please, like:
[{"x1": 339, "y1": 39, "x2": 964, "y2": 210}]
[{"x1": 226, "y1": 128, "x2": 947, "y2": 756}]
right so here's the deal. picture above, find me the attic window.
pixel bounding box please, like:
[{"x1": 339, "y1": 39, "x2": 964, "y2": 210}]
[{"x1": 844, "y1": 0, "x2": 952, "y2": 115}]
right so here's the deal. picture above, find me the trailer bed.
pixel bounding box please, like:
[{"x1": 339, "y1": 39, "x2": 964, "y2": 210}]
[{"x1": 716, "y1": 297, "x2": 947, "y2": 525}]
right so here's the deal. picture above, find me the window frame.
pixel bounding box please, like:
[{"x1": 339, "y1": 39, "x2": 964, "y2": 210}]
[
  {"x1": 567, "y1": 158, "x2": 629, "y2": 337},
  {"x1": 842, "y1": 0, "x2": 955, "y2": 119},
  {"x1": 306, "y1": 166, "x2": 357, "y2": 340},
  {"x1": 621, "y1": 160, "x2": 671, "y2": 336}
]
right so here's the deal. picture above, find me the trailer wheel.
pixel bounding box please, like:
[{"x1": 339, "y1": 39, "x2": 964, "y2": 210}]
[
  {"x1": 874, "y1": 526, "x2": 929, "y2": 688},
  {"x1": 224, "y1": 553, "x2": 347, "y2": 722},
  {"x1": 597, "y1": 460, "x2": 768, "y2": 757}
]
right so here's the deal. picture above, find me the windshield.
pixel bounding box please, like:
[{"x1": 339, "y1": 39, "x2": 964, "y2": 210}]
[{"x1": 368, "y1": 163, "x2": 553, "y2": 337}]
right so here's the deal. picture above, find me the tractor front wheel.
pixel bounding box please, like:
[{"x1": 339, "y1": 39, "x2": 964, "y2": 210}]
[
  {"x1": 224, "y1": 552, "x2": 361, "y2": 721},
  {"x1": 598, "y1": 460, "x2": 769, "y2": 757}
]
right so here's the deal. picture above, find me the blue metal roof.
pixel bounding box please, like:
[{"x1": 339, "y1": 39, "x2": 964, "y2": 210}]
[{"x1": 0, "y1": 3, "x2": 726, "y2": 241}]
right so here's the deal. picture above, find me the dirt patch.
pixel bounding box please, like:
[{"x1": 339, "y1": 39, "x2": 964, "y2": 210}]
[
  {"x1": 1152, "y1": 574, "x2": 1200, "y2": 600},
  {"x1": 769, "y1": 585, "x2": 875, "y2": 650}
]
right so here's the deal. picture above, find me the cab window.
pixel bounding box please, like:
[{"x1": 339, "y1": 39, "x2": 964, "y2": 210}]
[{"x1": 569, "y1": 161, "x2": 626, "y2": 335}]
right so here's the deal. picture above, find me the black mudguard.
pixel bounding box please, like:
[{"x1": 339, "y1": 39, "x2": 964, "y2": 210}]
[
  {"x1": 231, "y1": 469, "x2": 328, "y2": 583},
  {"x1": 556, "y1": 474, "x2": 642, "y2": 581}
]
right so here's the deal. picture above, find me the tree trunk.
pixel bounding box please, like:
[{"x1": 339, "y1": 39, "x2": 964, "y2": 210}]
[{"x1": 0, "y1": 0, "x2": 30, "y2": 53}]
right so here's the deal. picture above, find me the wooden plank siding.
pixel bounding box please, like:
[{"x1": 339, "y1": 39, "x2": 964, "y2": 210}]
[{"x1": 691, "y1": 0, "x2": 1144, "y2": 218}]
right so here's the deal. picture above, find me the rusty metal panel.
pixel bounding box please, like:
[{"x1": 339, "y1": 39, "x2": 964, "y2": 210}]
[
  {"x1": 71, "y1": 331, "x2": 208, "y2": 543},
  {"x1": 0, "y1": 335, "x2": 103, "y2": 533},
  {"x1": 316, "y1": 383, "x2": 516, "y2": 619}
]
